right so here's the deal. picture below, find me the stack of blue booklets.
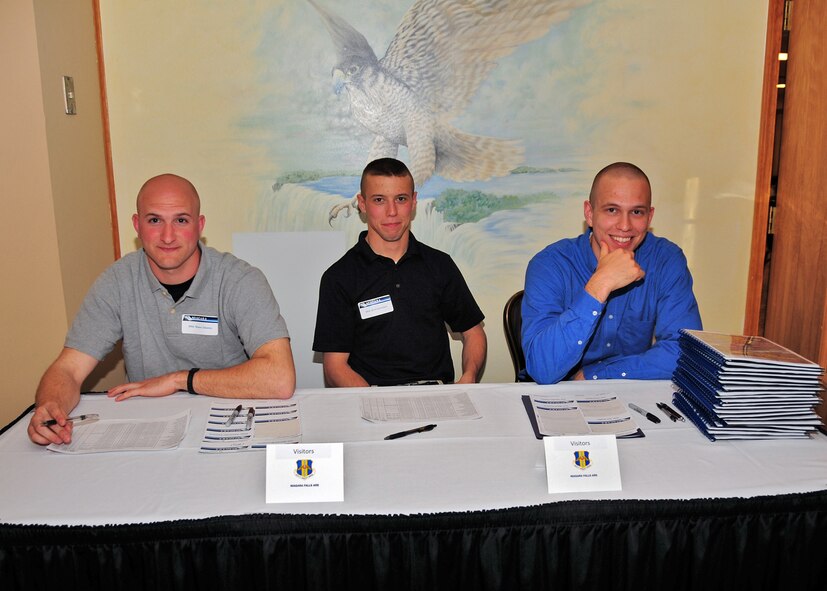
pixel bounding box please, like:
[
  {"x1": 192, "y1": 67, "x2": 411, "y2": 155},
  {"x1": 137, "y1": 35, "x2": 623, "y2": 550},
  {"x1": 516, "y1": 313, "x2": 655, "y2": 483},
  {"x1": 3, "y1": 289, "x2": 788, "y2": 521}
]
[{"x1": 672, "y1": 329, "x2": 824, "y2": 441}]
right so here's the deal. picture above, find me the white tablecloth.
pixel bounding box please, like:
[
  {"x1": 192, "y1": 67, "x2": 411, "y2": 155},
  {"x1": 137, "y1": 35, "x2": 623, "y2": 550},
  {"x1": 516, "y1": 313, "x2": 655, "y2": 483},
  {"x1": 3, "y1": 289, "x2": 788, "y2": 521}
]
[{"x1": 2, "y1": 380, "x2": 826, "y2": 526}]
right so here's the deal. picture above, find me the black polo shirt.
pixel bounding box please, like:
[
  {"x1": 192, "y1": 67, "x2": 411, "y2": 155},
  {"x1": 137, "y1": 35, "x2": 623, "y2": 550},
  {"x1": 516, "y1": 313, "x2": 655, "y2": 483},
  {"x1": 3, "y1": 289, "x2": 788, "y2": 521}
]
[{"x1": 313, "y1": 231, "x2": 484, "y2": 386}]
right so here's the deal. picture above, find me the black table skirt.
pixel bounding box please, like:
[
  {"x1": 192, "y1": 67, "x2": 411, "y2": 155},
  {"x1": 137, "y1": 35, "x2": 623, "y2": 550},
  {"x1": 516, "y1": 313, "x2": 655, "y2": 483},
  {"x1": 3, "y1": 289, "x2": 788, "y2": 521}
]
[{"x1": 2, "y1": 490, "x2": 826, "y2": 590}]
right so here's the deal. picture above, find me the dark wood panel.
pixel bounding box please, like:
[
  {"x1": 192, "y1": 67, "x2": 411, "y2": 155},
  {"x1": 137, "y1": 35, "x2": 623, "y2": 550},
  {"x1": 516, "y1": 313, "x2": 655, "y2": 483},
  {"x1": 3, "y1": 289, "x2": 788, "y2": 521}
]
[{"x1": 764, "y1": 1, "x2": 827, "y2": 367}]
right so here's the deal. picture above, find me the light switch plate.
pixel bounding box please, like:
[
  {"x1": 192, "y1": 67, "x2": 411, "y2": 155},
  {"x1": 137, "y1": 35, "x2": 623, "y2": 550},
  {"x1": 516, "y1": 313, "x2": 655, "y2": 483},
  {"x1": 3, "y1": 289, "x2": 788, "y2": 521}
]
[{"x1": 63, "y1": 76, "x2": 76, "y2": 115}]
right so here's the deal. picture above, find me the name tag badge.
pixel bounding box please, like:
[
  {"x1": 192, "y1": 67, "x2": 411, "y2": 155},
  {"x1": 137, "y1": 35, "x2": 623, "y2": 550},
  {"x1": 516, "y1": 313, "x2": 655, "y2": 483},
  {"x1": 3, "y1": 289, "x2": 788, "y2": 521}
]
[
  {"x1": 182, "y1": 314, "x2": 219, "y2": 336},
  {"x1": 358, "y1": 295, "x2": 394, "y2": 320}
]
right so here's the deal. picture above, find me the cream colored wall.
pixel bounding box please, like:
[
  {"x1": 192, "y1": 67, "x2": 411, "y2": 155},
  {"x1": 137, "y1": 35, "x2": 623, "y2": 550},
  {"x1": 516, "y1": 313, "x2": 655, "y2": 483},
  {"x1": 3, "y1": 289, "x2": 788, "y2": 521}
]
[
  {"x1": 0, "y1": 0, "x2": 121, "y2": 428},
  {"x1": 32, "y1": 0, "x2": 116, "y2": 320}
]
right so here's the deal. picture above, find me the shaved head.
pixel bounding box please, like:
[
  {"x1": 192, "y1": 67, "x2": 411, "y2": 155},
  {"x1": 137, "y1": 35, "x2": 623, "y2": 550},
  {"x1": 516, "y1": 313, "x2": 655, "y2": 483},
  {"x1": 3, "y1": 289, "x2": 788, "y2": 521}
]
[
  {"x1": 589, "y1": 162, "x2": 651, "y2": 206},
  {"x1": 136, "y1": 174, "x2": 200, "y2": 215}
]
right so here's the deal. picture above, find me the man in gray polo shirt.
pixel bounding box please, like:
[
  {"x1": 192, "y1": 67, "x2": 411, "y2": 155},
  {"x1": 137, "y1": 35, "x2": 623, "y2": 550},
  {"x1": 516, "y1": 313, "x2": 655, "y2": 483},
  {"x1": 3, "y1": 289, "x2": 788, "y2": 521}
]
[{"x1": 28, "y1": 174, "x2": 295, "y2": 445}]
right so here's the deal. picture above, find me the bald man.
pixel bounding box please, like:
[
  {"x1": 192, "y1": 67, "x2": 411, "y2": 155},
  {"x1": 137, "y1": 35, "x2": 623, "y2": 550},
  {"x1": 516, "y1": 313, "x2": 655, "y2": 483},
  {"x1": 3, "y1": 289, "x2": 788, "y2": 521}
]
[
  {"x1": 522, "y1": 162, "x2": 702, "y2": 384},
  {"x1": 29, "y1": 174, "x2": 295, "y2": 445}
]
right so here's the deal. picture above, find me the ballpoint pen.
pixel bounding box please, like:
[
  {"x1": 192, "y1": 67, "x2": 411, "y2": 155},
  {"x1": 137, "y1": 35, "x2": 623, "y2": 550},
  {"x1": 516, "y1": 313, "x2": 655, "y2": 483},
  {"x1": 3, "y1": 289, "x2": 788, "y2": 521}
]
[
  {"x1": 225, "y1": 405, "x2": 243, "y2": 426},
  {"x1": 384, "y1": 424, "x2": 437, "y2": 440},
  {"x1": 628, "y1": 403, "x2": 661, "y2": 424},
  {"x1": 41, "y1": 413, "x2": 100, "y2": 427},
  {"x1": 656, "y1": 402, "x2": 685, "y2": 422},
  {"x1": 245, "y1": 407, "x2": 255, "y2": 430}
]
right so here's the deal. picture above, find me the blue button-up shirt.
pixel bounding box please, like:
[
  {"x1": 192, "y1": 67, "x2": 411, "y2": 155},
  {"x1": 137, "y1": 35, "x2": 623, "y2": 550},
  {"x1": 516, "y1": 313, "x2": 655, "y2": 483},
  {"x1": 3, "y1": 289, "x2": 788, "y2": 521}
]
[{"x1": 522, "y1": 230, "x2": 702, "y2": 384}]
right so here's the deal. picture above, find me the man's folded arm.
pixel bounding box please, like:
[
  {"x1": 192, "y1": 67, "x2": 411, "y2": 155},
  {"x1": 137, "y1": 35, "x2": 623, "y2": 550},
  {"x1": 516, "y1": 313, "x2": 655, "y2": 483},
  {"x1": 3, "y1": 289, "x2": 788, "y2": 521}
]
[
  {"x1": 522, "y1": 279, "x2": 604, "y2": 384},
  {"x1": 581, "y1": 259, "x2": 702, "y2": 380},
  {"x1": 109, "y1": 337, "x2": 296, "y2": 401},
  {"x1": 581, "y1": 343, "x2": 680, "y2": 380},
  {"x1": 322, "y1": 352, "x2": 370, "y2": 388}
]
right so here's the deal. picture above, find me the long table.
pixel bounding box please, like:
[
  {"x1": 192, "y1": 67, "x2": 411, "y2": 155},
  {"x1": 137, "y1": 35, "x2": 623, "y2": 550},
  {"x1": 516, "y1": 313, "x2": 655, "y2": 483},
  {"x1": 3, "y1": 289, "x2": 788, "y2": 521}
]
[{"x1": 2, "y1": 380, "x2": 826, "y2": 589}]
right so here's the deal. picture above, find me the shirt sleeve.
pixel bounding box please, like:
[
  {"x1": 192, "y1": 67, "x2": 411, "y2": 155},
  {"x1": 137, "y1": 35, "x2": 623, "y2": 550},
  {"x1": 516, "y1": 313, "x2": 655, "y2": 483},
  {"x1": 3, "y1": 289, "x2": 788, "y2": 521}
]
[
  {"x1": 65, "y1": 267, "x2": 124, "y2": 360},
  {"x1": 312, "y1": 269, "x2": 355, "y2": 352},
  {"x1": 223, "y1": 265, "x2": 290, "y2": 356},
  {"x1": 522, "y1": 252, "x2": 605, "y2": 384},
  {"x1": 581, "y1": 248, "x2": 702, "y2": 380},
  {"x1": 439, "y1": 256, "x2": 485, "y2": 334}
]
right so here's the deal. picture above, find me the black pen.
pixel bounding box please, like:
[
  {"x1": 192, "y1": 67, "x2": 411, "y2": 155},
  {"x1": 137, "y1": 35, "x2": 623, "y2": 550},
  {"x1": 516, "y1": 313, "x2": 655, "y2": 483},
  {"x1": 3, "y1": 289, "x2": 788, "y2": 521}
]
[
  {"x1": 384, "y1": 424, "x2": 437, "y2": 440},
  {"x1": 629, "y1": 403, "x2": 661, "y2": 424},
  {"x1": 245, "y1": 407, "x2": 255, "y2": 430},
  {"x1": 225, "y1": 405, "x2": 243, "y2": 426},
  {"x1": 41, "y1": 413, "x2": 99, "y2": 427},
  {"x1": 656, "y1": 402, "x2": 685, "y2": 422}
]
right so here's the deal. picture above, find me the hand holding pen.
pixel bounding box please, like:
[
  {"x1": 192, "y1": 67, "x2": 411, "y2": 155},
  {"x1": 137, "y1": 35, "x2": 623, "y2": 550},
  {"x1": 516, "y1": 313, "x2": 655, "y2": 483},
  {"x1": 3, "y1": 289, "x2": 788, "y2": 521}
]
[
  {"x1": 28, "y1": 403, "x2": 77, "y2": 446},
  {"x1": 41, "y1": 414, "x2": 99, "y2": 427}
]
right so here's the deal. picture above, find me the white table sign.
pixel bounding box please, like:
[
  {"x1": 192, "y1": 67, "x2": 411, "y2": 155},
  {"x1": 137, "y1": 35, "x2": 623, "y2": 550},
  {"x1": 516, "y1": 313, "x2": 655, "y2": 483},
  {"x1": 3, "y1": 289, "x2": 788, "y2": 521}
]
[
  {"x1": 266, "y1": 443, "x2": 344, "y2": 503},
  {"x1": 544, "y1": 434, "x2": 622, "y2": 494}
]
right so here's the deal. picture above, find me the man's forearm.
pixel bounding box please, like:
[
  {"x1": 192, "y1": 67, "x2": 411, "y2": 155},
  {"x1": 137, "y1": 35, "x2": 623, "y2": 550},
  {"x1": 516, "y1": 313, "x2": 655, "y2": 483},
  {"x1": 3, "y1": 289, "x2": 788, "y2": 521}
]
[
  {"x1": 35, "y1": 367, "x2": 82, "y2": 417},
  {"x1": 34, "y1": 348, "x2": 100, "y2": 416},
  {"x1": 323, "y1": 359, "x2": 370, "y2": 388},
  {"x1": 458, "y1": 325, "x2": 487, "y2": 383},
  {"x1": 581, "y1": 340, "x2": 680, "y2": 380},
  {"x1": 192, "y1": 354, "x2": 294, "y2": 398},
  {"x1": 109, "y1": 338, "x2": 295, "y2": 401},
  {"x1": 29, "y1": 348, "x2": 100, "y2": 445},
  {"x1": 523, "y1": 290, "x2": 604, "y2": 384}
]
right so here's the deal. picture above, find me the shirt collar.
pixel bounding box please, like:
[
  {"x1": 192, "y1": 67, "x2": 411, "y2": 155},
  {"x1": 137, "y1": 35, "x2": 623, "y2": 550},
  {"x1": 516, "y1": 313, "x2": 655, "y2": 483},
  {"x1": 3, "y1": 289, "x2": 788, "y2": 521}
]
[
  {"x1": 185, "y1": 244, "x2": 208, "y2": 299},
  {"x1": 355, "y1": 231, "x2": 421, "y2": 263}
]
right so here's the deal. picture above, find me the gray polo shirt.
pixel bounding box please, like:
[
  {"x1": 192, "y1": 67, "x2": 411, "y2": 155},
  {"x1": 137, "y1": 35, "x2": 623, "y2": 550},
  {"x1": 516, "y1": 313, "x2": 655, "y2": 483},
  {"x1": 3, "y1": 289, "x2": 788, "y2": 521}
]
[{"x1": 66, "y1": 245, "x2": 289, "y2": 382}]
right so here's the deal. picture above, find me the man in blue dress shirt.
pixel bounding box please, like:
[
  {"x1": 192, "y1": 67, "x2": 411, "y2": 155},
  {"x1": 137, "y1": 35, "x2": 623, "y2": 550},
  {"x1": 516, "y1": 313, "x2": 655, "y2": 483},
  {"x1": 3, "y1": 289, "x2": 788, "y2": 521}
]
[{"x1": 522, "y1": 162, "x2": 702, "y2": 384}]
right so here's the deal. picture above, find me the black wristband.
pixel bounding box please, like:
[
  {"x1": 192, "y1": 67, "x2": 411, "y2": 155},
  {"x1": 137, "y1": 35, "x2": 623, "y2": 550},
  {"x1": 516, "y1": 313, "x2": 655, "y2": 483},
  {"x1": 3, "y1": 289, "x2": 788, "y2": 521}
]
[{"x1": 187, "y1": 368, "x2": 201, "y2": 395}]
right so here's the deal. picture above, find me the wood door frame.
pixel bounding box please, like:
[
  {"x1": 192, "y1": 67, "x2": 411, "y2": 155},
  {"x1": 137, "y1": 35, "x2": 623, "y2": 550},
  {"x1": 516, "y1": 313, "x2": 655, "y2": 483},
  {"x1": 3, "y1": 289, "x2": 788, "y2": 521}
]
[
  {"x1": 93, "y1": 0, "x2": 120, "y2": 260},
  {"x1": 743, "y1": 0, "x2": 785, "y2": 336}
]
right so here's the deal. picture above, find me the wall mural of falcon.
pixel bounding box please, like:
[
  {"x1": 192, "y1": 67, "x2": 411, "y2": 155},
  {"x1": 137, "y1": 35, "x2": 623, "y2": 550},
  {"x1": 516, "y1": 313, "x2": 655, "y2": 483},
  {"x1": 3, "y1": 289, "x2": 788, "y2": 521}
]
[
  {"x1": 253, "y1": 0, "x2": 595, "y2": 288},
  {"x1": 307, "y1": 0, "x2": 588, "y2": 191},
  {"x1": 99, "y1": 0, "x2": 767, "y2": 381}
]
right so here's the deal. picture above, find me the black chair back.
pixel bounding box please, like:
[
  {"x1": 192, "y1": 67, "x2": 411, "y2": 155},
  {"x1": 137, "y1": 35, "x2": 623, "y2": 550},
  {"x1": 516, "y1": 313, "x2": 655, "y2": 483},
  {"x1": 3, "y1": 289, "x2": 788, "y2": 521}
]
[{"x1": 503, "y1": 290, "x2": 531, "y2": 382}]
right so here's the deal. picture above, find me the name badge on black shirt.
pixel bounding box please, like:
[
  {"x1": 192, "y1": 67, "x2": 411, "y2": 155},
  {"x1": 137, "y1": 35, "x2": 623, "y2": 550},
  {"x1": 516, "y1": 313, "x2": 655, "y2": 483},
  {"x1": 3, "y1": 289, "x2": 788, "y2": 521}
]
[
  {"x1": 182, "y1": 314, "x2": 219, "y2": 335},
  {"x1": 358, "y1": 295, "x2": 394, "y2": 320}
]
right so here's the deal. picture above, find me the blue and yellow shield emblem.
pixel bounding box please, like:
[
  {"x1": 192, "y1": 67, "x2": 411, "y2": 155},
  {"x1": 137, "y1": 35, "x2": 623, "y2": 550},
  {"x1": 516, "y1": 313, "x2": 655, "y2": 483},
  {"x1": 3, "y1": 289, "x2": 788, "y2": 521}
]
[
  {"x1": 573, "y1": 450, "x2": 590, "y2": 469},
  {"x1": 295, "y1": 459, "x2": 314, "y2": 479}
]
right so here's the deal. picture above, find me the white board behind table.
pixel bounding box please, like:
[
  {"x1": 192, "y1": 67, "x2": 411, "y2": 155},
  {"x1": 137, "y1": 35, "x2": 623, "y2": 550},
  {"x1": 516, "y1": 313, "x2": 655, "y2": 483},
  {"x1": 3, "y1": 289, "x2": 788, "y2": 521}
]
[{"x1": 234, "y1": 231, "x2": 347, "y2": 388}]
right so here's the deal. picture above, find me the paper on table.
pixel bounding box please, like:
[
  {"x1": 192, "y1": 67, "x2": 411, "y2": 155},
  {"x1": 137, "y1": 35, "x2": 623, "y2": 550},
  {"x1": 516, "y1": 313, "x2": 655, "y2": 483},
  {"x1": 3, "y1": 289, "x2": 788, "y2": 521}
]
[
  {"x1": 360, "y1": 391, "x2": 481, "y2": 422},
  {"x1": 47, "y1": 410, "x2": 191, "y2": 454},
  {"x1": 200, "y1": 402, "x2": 301, "y2": 453},
  {"x1": 527, "y1": 394, "x2": 641, "y2": 437}
]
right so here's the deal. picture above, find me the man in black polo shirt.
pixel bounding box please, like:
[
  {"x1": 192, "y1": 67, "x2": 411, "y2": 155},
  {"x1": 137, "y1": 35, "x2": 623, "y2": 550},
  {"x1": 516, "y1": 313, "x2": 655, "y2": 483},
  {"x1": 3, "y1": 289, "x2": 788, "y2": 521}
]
[{"x1": 313, "y1": 158, "x2": 487, "y2": 386}]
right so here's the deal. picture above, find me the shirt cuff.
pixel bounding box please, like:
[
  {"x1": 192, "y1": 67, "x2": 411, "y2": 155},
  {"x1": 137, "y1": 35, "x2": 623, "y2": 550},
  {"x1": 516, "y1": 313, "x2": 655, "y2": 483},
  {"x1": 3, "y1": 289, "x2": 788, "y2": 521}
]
[
  {"x1": 571, "y1": 288, "x2": 605, "y2": 322},
  {"x1": 581, "y1": 362, "x2": 632, "y2": 381}
]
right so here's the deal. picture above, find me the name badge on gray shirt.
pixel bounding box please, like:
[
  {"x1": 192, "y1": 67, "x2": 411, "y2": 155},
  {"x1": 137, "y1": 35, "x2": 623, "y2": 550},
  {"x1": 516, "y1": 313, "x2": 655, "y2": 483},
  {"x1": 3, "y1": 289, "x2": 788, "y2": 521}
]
[{"x1": 182, "y1": 314, "x2": 219, "y2": 335}]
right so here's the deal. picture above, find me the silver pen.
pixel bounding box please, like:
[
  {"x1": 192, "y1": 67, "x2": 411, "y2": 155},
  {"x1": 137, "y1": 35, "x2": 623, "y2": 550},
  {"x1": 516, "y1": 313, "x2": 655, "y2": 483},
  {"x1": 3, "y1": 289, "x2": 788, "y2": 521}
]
[
  {"x1": 41, "y1": 413, "x2": 100, "y2": 427},
  {"x1": 225, "y1": 404, "x2": 243, "y2": 426},
  {"x1": 245, "y1": 406, "x2": 255, "y2": 429}
]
